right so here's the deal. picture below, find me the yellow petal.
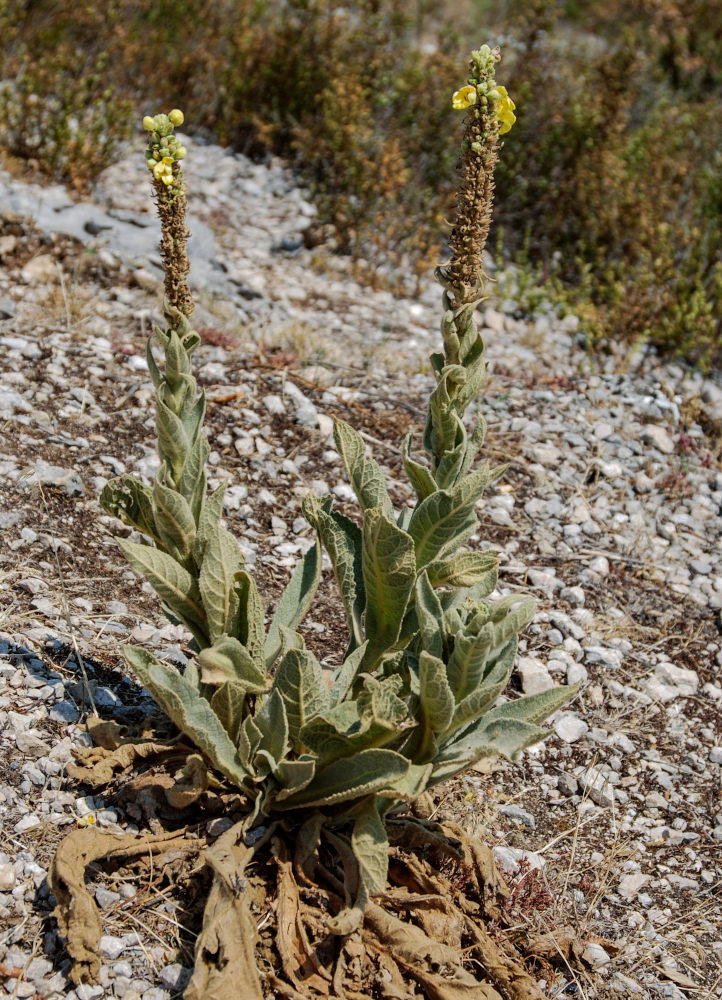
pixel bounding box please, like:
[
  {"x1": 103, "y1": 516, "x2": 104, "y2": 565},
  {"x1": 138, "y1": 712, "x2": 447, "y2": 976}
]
[{"x1": 452, "y1": 85, "x2": 477, "y2": 110}]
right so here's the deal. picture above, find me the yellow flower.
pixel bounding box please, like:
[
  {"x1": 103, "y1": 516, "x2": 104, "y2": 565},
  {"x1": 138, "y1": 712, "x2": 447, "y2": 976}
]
[
  {"x1": 152, "y1": 156, "x2": 175, "y2": 185},
  {"x1": 496, "y1": 85, "x2": 516, "y2": 135},
  {"x1": 452, "y1": 85, "x2": 477, "y2": 110}
]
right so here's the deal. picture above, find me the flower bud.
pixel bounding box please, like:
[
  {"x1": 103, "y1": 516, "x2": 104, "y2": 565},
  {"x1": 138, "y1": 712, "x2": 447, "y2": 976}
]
[
  {"x1": 176, "y1": 146, "x2": 187, "y2": 160},
  {"x1": 142, "y1": 116, "x2": 155, "y2": 131},
  {"x1": 146, "y1": 158, "x2": 158, "y2": 169},
  {"x1": 169, "y1": 108, "x2": 184, "y2": 126}
]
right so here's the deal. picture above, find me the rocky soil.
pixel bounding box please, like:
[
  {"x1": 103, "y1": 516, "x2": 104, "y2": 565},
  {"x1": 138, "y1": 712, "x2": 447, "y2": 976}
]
[{"x1": 0, "y1": 135, "x2": 721, "y2": 1000}]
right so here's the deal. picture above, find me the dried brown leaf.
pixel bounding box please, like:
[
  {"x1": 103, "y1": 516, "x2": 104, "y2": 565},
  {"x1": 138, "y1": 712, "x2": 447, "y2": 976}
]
[
  {"x1": 49, "y1": 827, "x2": 192, "y2": 984},
  {"x1": 164, "y1": 754, "x2": 209, "y2": 809},
  {"x1": 185, "y1": 821, "x2": 265, "y2": 1000}
]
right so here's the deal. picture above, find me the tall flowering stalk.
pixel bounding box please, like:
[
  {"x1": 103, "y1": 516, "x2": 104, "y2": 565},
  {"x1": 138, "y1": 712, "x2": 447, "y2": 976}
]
[
  {"x1": 143, "y1": 110, "x2": 194, "y2": 319},
  {"x1": 411, "y1": 46, "x2": 515, "y2": 493}
]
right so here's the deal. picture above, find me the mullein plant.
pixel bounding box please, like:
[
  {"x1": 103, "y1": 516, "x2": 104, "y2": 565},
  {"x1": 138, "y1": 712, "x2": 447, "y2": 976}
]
[{"x1": 51, "y1": 50, "x2": 575, "y2": 1000}]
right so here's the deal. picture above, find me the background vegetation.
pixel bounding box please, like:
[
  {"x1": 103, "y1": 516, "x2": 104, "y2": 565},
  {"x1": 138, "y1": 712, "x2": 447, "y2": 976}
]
[{"x1": 1, "y1": 0, "x2": 721, "y2": 365}]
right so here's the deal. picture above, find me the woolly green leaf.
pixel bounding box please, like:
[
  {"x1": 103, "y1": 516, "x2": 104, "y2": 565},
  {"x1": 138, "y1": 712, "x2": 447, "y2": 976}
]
[
  {"x1": 274, "y1": 758, "x2": 317, "y2": 801},
  {"x1": 199, "y1": 525, "x2": 245, "y2": 643},
  {"x1": 233, "y1": 570, "x2": 265, "y2": 666},
  {"x1": 487, "y1": 596, "x2": 537, "y2": 655},
  {"x1": 264, "y1": 538, "x2": 321, "y2": 668},
  {"x1": 426, "y1": 551, "x2": 498, "y2": 592},
  {"x1": 448, "y1": 638, "x2": 518, "y2": 730},
  {"x1": 433, "y1": 414, "x2": 468, "y2": 491},
  {"x1": 254, "y1": 688, "x2": 289, "y2": 765},
  {"x1": 156, "y1": 397, "x2": 190, "y2": 483},
  {"x1": 124, "y1": 645, "x2": 248, "y2": 788},
  {"x1": 415, "y1": 571, "x2": 444, "y2": 659},
  {"x1": 361, "y1": 507, "x2": 416, "y2": 671},
  {"x1": 402, "y1": 433, "x2": 437, "y2": 501},
  {"x1": 145, "y1": 339, "x2": 163, "y2": 390},
  {"x1": 382, "y1": 762, "x2": 434, "y2": 800},
  {"x1": 356, "y1": 674, "x2": 408, "y2": 727},
  {"x1": 408, "y1": 463, "x2": 503, "y2": 568},
  {"x1": 299, "y1": 711, "x2": 396, "y2": 762},
  {"x1": 118, "y1": 539, "x2": 207, "y2": 633},
  {"x1": 275, "y1": 749, "x2": 410, "y2": 809},
  {"x1": 177, "y1": 432, "x2": 209, "y2": 523},
  {"x1": 197, "y1": 635, "x2": 266, "y2": 691},
  {"x1": 210, "y1": 681, "x2": 246, "y2": 745},
  {"x1": 152, "y1": 480, "x2": 196, "y2": 561},
  {"x1": 239, "y1": 714, "x2": 263, "y2": 770},
  {"x1": 271, "y1": 647, "x2": 330, "y2": 751},
  {"x1": 352, "y1": 798, "x2": 388, "y2": 895},
  {"x1": 192, "y1": 483, "x2": 226, "y2": 566},
  {"x1": 333, "y1": 418, "x2": 393, "y2": 517},
  {"x1": 100, "y1": 476, "x2": 161, "y2": 544},
  {"x1": 447, "y1": 630, "x2": 492, "y2": 702},
  {"x1": 419, "y1": 652, "x2": 455, "y2": 735},
  {"x1": 303, "y1": 495, "x2": 363, "y2": 654},
  {"x1": 329, "y1": 641, "x2": 369, "y2": 707},
  {"x1": 430, "y1": 718, "x2": 549, "y2": 787},
  {"x1": 481, "y1": 683, "x2": 579, "y2": 727},
  {"x1": 183, "y1": 660, "x2": 201, "y2": 690}
]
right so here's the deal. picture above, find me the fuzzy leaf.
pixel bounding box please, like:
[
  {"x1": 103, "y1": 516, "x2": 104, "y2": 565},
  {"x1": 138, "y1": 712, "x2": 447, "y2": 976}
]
[
  {"x1": 275, "y1": 757, "x2": 317, "y2": 797},
  {"x1": 382, "y1": 762, "x2": 434, "y2": 800},
  {"x1": 271, "y1": 647, "x2": 330, "y2": 751},
  {"x1": 197, "y1": 635, "x2": 266, "y2": 691},
  {"x1": 299, "y1": 705, "x2": 397, "y2": 762},
  {"x1": 430, "y1": 718, "x2": 549, "y2": 787},
  {"x1": 264, "y1": 539, "x2": 321, "y2": 668},
  {"x1": 233, "y1": 571, "x2": 265, "y2": 666},
  {"x1": 481, "y1": 683, "x2": 579, "y2": 728},
  {"x1": 275, "y1": 749, "x2": 410, "y2": 809},
  {"x1": 152, "y1": 480, "x2": 196, "y2": 561},
  {"x1": 303, "y1": 495, "x2": 363, "y2": 654},
  {"x1": 254, "y1": 689, "x2": 289, "y2": 765},
  {"x1": 447, "y1": 630, "x2": 492, "y2": 702},
  {"x1": 414, "y1": 571, "x2": 444, "y2": 659},
  {"x1": 100, "y1": 476, "x2": 161, "y2": 544},
  {"x1": 178, "y1": 432, "x2": 209, "y2": 523},
  {"x1": 156, "y1": 397, "x2": 190, "y2": 483},
  {"x1": 419, "y1": 652, "x2": 455, "y2": 731},
  {"x1": 239, "y1": 715, "x2": 263, "y2": 771},
  {"x1": 433, "y1": 414, "x2": 468, "y2": 490},
  {"x1": 210, "y1": 682, "x2": 246, "y2": 745},
  {"x1": 408, "y1": 463, "x2": 503, "y2": 568},
  {"x1": 357, "y1": 674, "x2": 408, "y2": 727},
  {"x1": 329, "y1": 641, "x2": 369, "y2": 707},
  {"x1": 352, "y1": 798, "x2": 388, "y2": 895},
  {"x1": 361, "y1": 507, "x2": 416, "y2": 671},
  {"x1": 199, "y1": 526, "x2": 245, "y2": 643},
  {"x1": 118, "y1": 539, "x2": 206, "y2": 633},
  {"x1": 333, "y1": 419, "x2": 393, "y2": 517},
  {"x1": 487, "y1": 596, "x2": 537, "y2": 657},
  {"x1": 426, "y1": 551, "x2": 498, "y2": 593},
  {"x1": 402, "y1": 433, "x2": 437, "y2": 501},
  {"x1": 124, "y1": 646, "x2": 248, "y2": 788},
  {"x1": 448, "y1": 638, "x2": 518, "y2": 731},
  {"x1": 192, "y1": 483, "x2": 226, "y2": 566}
]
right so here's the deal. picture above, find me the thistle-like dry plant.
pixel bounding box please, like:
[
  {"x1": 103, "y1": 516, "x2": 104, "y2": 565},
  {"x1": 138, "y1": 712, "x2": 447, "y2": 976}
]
[{"x1": 50, "y1": 52, "x2": 576, "y2": 1000}]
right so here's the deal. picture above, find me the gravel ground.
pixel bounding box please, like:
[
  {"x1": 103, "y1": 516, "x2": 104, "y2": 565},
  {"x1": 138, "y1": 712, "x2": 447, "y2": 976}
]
[{"x1": 0, "y1": 137, "x2": 720, "y2": 1000}]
